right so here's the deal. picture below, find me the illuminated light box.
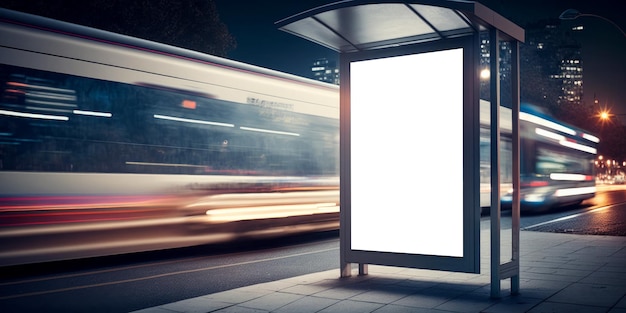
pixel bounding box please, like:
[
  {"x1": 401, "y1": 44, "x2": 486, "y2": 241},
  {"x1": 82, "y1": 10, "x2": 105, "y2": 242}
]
[
  {"x1": 342, "y1": 37, "x2": 479, "y2": 273},
  {"x1": 350, "y1": 48, "x2": 464, "y2": 257}
]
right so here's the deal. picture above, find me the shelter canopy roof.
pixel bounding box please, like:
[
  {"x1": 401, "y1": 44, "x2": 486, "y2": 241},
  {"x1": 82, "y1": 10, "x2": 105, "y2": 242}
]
[{"x1": 276, "y1": 0, "x2": 524, "y2": 53}]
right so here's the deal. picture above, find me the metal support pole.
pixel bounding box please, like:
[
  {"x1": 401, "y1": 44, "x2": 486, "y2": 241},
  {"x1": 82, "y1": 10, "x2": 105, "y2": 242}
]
[
  {"x1": 510, "y1": 39, "x2": 521, "y2": 296},
  {"x1": 489, "y1": 28, "x2": 502, "y2": 299},
  {"x1": 339, "y1": 53, "x2": 352, "y2": 278},
  {"x1": 490, "y1": 31, "x2": 521, "y2": 298}
]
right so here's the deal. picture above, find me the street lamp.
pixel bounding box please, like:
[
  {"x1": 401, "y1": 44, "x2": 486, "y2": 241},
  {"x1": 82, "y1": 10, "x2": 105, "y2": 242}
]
[
  {"x1": 599, "y1": 110, "x2": 626, "y2": 120},
  {"x1": 559, "y1": 9, "x2": 626, "y2": 38},
  {"x1": 595, "y1": 109, "x2": 626, "y2": 126}
]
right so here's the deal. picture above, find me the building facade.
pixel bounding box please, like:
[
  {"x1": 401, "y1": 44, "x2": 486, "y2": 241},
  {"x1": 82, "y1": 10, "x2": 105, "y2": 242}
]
[
  {"x1": 524, "y1": 20, "x2": 584, "y2": 106},
  {"x1": 311, "y1": 58, "x2": 339, "y2": 85}
]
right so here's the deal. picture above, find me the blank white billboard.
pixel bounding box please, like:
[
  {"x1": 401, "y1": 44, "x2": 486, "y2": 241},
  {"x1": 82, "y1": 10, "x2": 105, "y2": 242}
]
[{"x1": 350, "y1": 48, "x2": 464, "y2": 257}]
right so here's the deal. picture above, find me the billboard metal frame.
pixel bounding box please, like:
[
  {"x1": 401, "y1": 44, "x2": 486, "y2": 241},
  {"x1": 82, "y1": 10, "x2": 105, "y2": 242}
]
[{"x1": 339, "y1": 35, "x2": 480, "y2": 275}]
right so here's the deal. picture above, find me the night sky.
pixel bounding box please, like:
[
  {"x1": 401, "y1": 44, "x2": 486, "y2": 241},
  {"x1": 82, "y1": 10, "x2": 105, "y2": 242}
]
[{"x1": 214, "y1": 0, "x2": 626, "y2": 118}]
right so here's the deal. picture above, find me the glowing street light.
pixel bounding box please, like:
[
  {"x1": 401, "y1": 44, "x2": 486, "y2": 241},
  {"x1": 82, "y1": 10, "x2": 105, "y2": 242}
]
[
  {"x1": 597, "y1": 109, "x2": 626, "y2": 121},
  {"x1": 480, "y1": 68, "x2": 490, "y2": 80},
  {"x1": 600, "y1": 111, "x2": 610, "y2": 120},
  {"x1": 559, "y1": 9, "x2": 626, "y2": 38}
]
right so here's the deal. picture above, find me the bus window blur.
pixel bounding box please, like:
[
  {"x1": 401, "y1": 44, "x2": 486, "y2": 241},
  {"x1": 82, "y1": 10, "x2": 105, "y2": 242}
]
[
  {"x1": 0, "y1": 8, "x2": 339, "y2": 266},
  {"x1": 479, "y1": 100, "x2": 598, "y2": 212}
]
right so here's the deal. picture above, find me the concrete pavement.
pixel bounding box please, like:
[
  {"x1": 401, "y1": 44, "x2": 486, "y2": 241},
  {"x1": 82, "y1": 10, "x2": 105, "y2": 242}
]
[{"x1": 132, "y1": 229, "x2": 626, "y2": 313}]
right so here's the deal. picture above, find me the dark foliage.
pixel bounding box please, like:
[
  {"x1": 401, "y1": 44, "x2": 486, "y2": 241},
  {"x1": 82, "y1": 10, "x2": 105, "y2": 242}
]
[{"x1": 0, "y1": 0, "x2": 236, "y2": 57}]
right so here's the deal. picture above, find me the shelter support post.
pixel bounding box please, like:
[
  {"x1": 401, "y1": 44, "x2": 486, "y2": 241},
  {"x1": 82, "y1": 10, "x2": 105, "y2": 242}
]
[
  {"x1": 489, "y1": 28, "x2": 502, "y2": 299},
  {"x1": 510, "y1": 39, "x2": 521, "y2": 296},
  {"x1": 489, "y1": 29, "x2": 521, "y2": 299}
]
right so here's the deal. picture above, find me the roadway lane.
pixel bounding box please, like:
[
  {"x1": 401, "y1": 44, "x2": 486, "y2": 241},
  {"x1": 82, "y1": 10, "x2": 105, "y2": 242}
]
[
  {"x1": 523, "y1": 202, "x2": 626, "y2": 236},
  {"x1": 511, "y1": 185, "x2": 626, "y2": 236},
  {"x1": 2, "y1": 186, "x2": 625, "y2": 312},
  {"x1": 0, "y1": 232, "x2": 339, "y2": 313}
]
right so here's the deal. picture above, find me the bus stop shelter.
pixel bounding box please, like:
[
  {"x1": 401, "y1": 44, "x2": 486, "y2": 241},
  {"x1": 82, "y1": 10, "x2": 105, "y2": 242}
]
[{"x1": 277, "y1": 0, "x2": 524, "y2": 298}]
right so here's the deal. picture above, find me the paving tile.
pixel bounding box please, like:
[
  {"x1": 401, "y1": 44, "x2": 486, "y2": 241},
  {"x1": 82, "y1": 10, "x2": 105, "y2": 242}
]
[
  {"x1": 548, "y1": 283, "x2": 626, "y2": 307},
  {"x1": 390, "y1": 288, "x2": 464, "y2": 309},
  {"x1": 243, "y1": 280, "x2": 297, "y2": 292},
  {"x1": 394, "y1": 278, "x2": 440, "y2": 291},
  {"x1": 434, "y1": 292, "x2": 498, "y2": 313},
  {"x1": 609, "y1": 308, "x2": 626, "y2": 313},
  {"x1": 313, "y1": 287, "x2": 368, "y2": 300},
  {"x1": 522, "y1": 259, "x2": 569, "y2": 268},
  {"x1": 349, "y1": 286, "x2": 414, "y2": 304},
  {"x1": 212, "y1": 305, "x2": 268, "y2": 313},
  {"x1": 602, "y1": 264, "x2": 626, "y2": 274},
  {"x1": 580, "y1": 272, "x2": 626, "y2": 287},
  {"x1": 372, "y1": 304, "x2": 438, "y2": 313},
  {"x1": 524, "y1": 266, "x2": 592, "y2": 278},
  {"x1": 280, "y1": 283, "x2": 332, "y2": 296},
  {"x1": 238, "y1": 292, "x2": 303, "y2": 311},
  {"x1": 615, "y1": 296, "x2": 626, "y2": 308},
  {"x1": 555, "y1": 261, "x2": 604, "y2": 272},
  {"x1": 160, "y1": 297, "x2": 232, "y2": 313},
  {"x1": 513, "y1": 279, "x2": 571, "y2": 299},
  {"x1": 203, "y1": 289, "x2": 270, "y2": 304},
  {"x1": 614, "y1": 247, "x2": 626, "y2": 256},
  {"x1": 481, "y1": 295, "x2": 543, "y2": 313},
  {"x1": 527, "y1": 301, "x2": 607, "y2": 313},
  {"x1": 280, "y1": 270, "x2": 337, "y2": 285},
  {"x1": 273, "y1": 296, "x2": 339, "y2": 313},
  {"x1": 318, "y1": 299, "x2": 384, "y2": 313},
  {"x1": 518, "y1": 271, "x2": 582, "y2": 283},
  {"x1": 130, "y1": 307, "x2": 178, "y2": 313},
  {"x1": 429, "y1": 283, "x2": 485, "y2": 294}
]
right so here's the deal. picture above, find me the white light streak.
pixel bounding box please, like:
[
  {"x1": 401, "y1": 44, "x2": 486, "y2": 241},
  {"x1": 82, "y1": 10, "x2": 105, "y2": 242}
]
[
  {"x1": 523, "y1": 194, "x2": 546, "y2": 203},
  {"x1": 521, "y1": 112, "x2": 576, "y2": 135},
  {"x1": 28, "y1": 91, "x2": 76, "y2": 102},
  {"x1": 535, "y1": 128, "x2": 596, "y2": 154},
  {"x1": 559, "y1": 140, "x2": 597, "y2": 154},
  {"x1": 550, "y1": 173, "x2": 587, "y2": 181},
  {"x1": 125, "y1": 161, "x2": 207, "y2": 168},
  {"x1": 73, "y1": 110, "x2": 112, "y2": 118},
  {"x1": 205, "y1": 203, "x2": 339, "y2": 222},
  {"x1": 25, "y1": 106, "x2": 71, "y2": 113},
  {"x1": 153, "y1": 114, "x2": 234, "y2": 128},
  {"x1": 25, "y1": 99, "x2": 76, "y2": 107},
  {"x1": 535, "y1": 128, "x2": 564, "y2": 141},
  {"x1": 0, "y1": 109, "x2": 68, "y2": 121},
  {"x1": 8, "y1": 82, "x2": 75, "y2": 94},
  {"x1": 554, "y1": 186, "x2": 596, "y2": 197},
  {"x1": 240, "y1": 126, "x2": 300, "y2": 137},
  {"x1": 582, "y1": 133, "x2": 600, "y2": 143}
]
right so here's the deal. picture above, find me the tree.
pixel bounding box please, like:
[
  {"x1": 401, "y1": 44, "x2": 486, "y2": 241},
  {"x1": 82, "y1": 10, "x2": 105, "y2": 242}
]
[{"x1": 0, "y1": 0, "x2": 236, "y2": 57}]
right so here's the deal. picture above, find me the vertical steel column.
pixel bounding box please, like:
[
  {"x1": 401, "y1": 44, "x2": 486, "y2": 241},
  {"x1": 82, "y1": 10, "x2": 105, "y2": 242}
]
[
  {"x1": 490, "y1": 32, "x2": 521, "y2": 298},
  {"x1": 339, "y1": 54, "x2": 352, "y2": 278},
  {"x1": 489, "y1": 28, "x2": 502, "y2": 299},
  {"x1": 510, "y1": 40, "x2": 521, "y2": 295}
]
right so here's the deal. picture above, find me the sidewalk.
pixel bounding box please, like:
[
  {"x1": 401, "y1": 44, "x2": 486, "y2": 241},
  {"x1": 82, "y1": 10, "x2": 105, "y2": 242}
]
[{"x1": 133, "y1": 229, "x2": 626, "y2": 313}]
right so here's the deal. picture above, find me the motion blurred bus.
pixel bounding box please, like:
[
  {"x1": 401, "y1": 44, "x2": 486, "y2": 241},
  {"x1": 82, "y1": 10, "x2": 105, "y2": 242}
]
[
  {"x1": 0, "y1": 7, "x2": 599, "y2": 266},
  {"x1": 479, "y1": 100, "x2": 599, "y2": 212},
  {"x1": 0, "y1": 8, "x2": 339, "y2": 266}
]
